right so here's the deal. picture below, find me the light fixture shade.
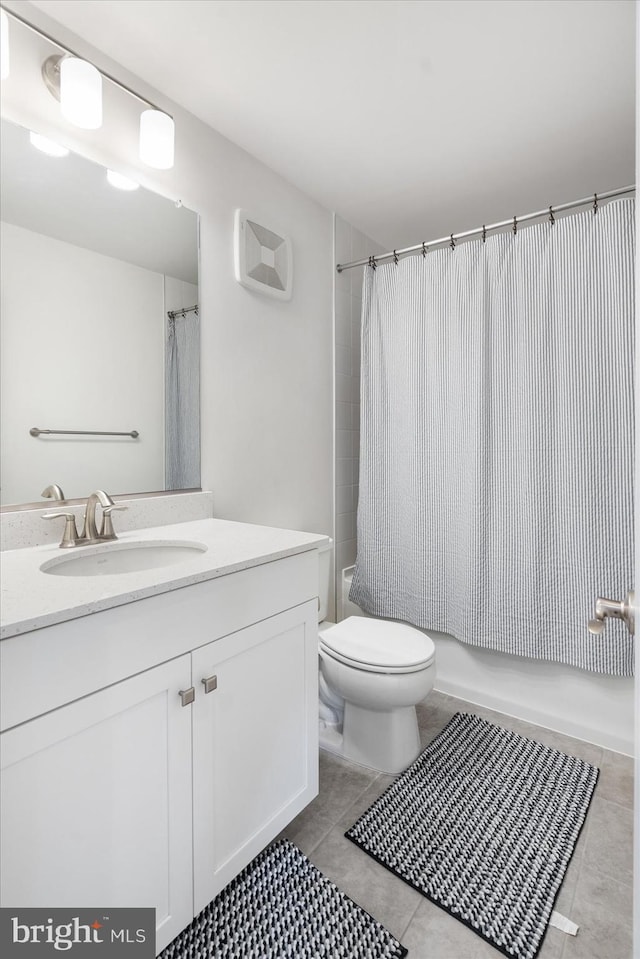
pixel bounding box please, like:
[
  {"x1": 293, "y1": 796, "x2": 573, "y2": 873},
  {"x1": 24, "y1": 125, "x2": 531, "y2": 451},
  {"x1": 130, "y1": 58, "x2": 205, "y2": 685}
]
[
  {"x1": 139, "y1": 110, "x2": 175, "y2": 170},
  {"x1": 60, "y1": 56, "x2": 102, "y2": 129},
  {"x1": 0, "y1": 10, "x2": 9, "y2": 80}
]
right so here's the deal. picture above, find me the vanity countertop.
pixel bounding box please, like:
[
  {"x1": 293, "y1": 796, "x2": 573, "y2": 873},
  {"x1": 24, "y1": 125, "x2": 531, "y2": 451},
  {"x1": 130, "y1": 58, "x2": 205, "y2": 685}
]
[{"x1": 0, "y1": 518, "x2": 329, "y2": 640}]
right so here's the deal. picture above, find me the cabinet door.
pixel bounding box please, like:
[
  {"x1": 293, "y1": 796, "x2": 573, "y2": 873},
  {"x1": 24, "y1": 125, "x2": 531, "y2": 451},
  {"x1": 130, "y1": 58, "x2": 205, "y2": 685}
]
[
  {"x1": 0, "y1": 656, "x2": 193, "y2": 954},
  {"x1": 192, "y1": 601, "x2": 319, "y2": 913}
]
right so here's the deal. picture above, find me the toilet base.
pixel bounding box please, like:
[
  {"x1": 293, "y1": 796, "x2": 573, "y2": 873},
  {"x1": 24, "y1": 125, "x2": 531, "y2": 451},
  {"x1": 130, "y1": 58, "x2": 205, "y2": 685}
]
[
  {"x1": 320, "y1": 703, "x2": 422, "y2": 775},
  {"x1": 343, "y1": 701, "x2": 421, "y2": 774}
]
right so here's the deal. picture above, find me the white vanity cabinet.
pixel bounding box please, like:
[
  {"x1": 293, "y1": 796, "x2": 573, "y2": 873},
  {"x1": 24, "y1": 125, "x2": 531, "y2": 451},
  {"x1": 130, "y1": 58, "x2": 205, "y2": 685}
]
[
  {"x1": 192, "y1": 603, "x2": 317, "y2": 914},
  {"x1": 0, "y1": 656, "x2": 195, "y2": 950},
  {"x1": 0, "y1": 548, "x2": 320, "y2": 954}
]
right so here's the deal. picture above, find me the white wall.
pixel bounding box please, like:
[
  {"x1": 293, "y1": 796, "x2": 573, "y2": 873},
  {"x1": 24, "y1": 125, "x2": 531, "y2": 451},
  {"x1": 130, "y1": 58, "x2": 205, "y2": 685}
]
[
  {"x1": 0, "y1": 0, "x2": 334, "y2": 539},
  {"x1": 0, "y1": 221, "x2": 165, "y2": 504},
  {"x1": 164, "y1": 278, "x2": 198, "y2": 318}
]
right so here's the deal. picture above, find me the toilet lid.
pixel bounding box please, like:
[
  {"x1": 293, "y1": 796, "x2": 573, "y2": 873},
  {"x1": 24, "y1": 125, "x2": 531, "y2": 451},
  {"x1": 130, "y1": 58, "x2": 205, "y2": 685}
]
[{"x1": 320, "y1": 617, "x2": 435, "y2": 673}]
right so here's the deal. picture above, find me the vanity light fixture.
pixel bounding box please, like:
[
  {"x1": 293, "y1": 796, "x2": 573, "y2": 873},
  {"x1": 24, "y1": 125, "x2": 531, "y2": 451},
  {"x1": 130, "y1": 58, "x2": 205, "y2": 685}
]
[
  {"x1": 0, "y1": 8, "x2": 9, "y2": 79},
  {"x1": 106, "y1": 169, "x2": 139, "y2": 191},
  {"x1": 139, "y1": 109, "x2": 175, "y2": 171},
  {"x1": 59, "y1": 56, "x2": 102, "y2": 130},
  {"x1": 29, "y1": 131, "x2": 70, "y2": 157},
  {"x1": 1, "y1": 5, "x2": 175, "y2": 169}
]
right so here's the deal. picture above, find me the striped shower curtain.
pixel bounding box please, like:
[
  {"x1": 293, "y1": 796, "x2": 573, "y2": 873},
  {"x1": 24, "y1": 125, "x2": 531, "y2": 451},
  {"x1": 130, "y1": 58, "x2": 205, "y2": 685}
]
[
  {"x1": 165, "y1": 312, "x2": 200, "y2": 490},
  {"x1": 350, "y1": 200, "x2": 635, "y2": 676}
]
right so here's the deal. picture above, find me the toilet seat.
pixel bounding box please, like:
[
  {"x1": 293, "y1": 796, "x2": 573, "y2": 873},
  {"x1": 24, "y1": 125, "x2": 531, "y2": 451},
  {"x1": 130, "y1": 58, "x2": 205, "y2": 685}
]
[{"x1": 320, "y1": 616, "x2": 435, "y2": 674}]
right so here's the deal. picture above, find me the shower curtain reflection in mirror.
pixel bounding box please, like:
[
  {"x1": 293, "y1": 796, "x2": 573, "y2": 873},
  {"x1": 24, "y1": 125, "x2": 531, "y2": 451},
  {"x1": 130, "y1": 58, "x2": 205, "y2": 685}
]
[{"x1": 165, "y1": 310, "x2": 200, "y2": 490}]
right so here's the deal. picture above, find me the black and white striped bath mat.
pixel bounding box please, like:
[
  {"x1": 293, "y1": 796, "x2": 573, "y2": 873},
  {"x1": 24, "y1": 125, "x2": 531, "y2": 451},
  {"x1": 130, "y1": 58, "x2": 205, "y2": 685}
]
[
  {"x1": 346, "y1": 712, "x2": 599, "y2": 959},
  {"x1": 160, "y1": 838, "x2": 407, "y2": 959}
]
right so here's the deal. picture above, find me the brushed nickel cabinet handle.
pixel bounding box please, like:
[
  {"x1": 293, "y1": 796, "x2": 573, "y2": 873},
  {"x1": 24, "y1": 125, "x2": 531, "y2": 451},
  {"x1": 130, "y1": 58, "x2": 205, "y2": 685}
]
[
  {"x1": 179, "y1": 687, "x2": 195, "y2": 706},
  {"x1": 201, "y1": 675, "x2": 217, "y2": 694}
]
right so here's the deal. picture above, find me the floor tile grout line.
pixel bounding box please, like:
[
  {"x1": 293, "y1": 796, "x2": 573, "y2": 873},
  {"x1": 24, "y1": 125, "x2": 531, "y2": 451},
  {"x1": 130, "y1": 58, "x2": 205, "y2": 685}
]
[
  {"x1": 305, "y1": 819, "x2": 337, "y2": 856},
  {"x1": 396, "y1": 896, "x2": 423, "y2": 946},
  {"x1": 577, "y1": 860, "x2": 634, "y2": 890},
  {"x1": 591, "y1": 793, "x2": 635, "y2": 814}
]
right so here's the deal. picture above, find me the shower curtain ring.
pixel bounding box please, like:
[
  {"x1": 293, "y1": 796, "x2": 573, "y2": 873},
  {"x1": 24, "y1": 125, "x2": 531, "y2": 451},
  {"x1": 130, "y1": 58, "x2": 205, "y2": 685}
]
[
  {"x1": 549, "y1": 205, "x2": 555, "y2": 225},
  {"x1": 593, "y1": 193, "x2": 598, "y2": 215},
  {"x1": 368, "y1": 255, "x2": 377, "y2": 270},
  {"x1": 482, "y1": 225, "x2": 487, "y2": 243},
  {"x1": 393, "y1": 250, "x2": 399, "y2": 265},
  {"x1": 513, "y1": 215, "x2": 517, "y2": 235},
  {"x1": 422, "y1": 242, "x2": 427, "y2": 257},
  {"x1": 450, "y1": 233, "x2": 456, "y2": 250}
]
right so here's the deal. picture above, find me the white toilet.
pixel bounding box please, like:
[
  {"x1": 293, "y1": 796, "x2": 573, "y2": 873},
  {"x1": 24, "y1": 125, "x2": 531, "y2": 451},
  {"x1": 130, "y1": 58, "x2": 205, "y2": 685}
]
[{"x1": 317, "y1": 542, "x2": 435, "y2": 775}]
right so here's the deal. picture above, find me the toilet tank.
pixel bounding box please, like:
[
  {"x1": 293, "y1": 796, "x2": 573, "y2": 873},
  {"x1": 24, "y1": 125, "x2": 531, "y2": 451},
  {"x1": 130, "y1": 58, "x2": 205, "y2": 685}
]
[{"x1": 317, "y1": 539, "x2": 333, "y2": 623}]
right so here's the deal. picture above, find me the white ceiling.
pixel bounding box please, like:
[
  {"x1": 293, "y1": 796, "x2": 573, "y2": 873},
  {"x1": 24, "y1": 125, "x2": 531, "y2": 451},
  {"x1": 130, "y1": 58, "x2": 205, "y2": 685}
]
[{"x1": 29, "y1": 0, "x2": 636, "y2": 251}]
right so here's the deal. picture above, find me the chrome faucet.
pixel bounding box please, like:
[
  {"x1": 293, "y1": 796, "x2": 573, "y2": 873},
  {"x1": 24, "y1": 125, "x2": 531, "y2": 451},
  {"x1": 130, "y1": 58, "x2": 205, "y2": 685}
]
[{"x1": 43, "y1": 489, "x2": 127, "y2": 548}]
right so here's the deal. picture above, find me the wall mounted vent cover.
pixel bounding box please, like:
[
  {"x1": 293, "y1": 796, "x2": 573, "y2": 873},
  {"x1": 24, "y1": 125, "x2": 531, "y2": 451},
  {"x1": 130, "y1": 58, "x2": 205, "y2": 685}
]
[{"x1": 234, "y1": 210, "x2": 292, "y2": 300}]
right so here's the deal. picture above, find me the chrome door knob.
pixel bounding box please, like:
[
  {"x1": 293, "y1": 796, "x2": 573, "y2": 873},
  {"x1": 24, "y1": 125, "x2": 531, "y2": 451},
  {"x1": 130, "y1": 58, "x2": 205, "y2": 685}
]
[{"x1": 588, "y1": 590, "x2": 635, "y2": 636}]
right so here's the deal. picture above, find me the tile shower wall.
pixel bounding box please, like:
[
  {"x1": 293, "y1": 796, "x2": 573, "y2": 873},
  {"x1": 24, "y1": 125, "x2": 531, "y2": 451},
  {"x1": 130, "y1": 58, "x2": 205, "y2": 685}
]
[{"x1": 334, "y1": 215, "x2": 385, "y2": 618}]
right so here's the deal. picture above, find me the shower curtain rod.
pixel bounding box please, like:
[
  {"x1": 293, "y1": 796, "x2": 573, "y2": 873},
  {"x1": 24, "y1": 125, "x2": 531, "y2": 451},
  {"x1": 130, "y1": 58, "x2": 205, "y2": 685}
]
[
  {"x1": 167, "y1": 304, "x2": 199, "y2": 320},
  {"x1": 335, "y1": 184, "x2": 636, "y2": 272}
]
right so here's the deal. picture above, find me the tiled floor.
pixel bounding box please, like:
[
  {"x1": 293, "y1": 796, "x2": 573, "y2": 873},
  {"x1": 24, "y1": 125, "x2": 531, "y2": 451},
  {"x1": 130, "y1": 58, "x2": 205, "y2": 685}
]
[{"x1": 279, "y1": 691, "x2": 634, "y2": 959}]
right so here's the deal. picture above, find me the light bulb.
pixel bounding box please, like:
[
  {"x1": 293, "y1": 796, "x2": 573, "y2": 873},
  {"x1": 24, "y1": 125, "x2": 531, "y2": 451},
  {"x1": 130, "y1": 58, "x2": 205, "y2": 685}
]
[
  {"x1": 0, "y1": 10, "x2": 9, "y2": 80},
  {"x1": 60, "y1": 57, "x2": 102, "y2": 129},
  {"x1": 29, "y1": 132, "x2": 69, "y2": 157},
  {"x1": 139, "y1": 110, "x2": 175, "y2": 170},
  {"x1": 107, "y1": 169, "x2": 139, "y2": 191}
]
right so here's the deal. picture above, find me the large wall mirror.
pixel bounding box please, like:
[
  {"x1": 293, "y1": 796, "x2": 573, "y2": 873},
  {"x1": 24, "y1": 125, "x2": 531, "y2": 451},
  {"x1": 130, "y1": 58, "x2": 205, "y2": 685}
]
[{"x1": 0, "y1": 117, "x2": 200, "y2": 509}]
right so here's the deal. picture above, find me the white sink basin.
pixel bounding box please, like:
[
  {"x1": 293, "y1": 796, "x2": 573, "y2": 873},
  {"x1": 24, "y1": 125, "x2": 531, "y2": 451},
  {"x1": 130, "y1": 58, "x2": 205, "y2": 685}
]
[{"x1": 40, "y1": 541, "x2": 208, "y2": 577}]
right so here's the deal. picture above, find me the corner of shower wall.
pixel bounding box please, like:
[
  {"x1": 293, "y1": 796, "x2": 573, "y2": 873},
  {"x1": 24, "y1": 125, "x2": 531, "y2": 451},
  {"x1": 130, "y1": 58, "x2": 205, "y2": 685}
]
[{"x1": 333, "y1": 214, "x2": 385, "y2": 621}]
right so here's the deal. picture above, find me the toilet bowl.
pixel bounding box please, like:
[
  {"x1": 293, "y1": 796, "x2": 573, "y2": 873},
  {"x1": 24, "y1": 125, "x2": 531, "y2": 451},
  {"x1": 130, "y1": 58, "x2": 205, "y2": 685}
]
[{"x1": 316, "y1": 543, "x2": 435, "y2": 775}]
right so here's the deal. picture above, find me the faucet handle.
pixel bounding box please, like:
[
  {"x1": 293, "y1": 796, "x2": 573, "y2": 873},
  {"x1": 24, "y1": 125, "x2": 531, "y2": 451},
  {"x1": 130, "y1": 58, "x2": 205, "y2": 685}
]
[
  {"x1": 42, "y1": 511, "x2": 80, "y2": 548},
  {"x1": 99, "y1": 504, "x2": 128, "y2": 541},
  {"x1": 588, "y1": 590, "x2": 635, "y2": 636},
  {"x1": 41, "y1": 484, "x2": 66, "y2": 502}
]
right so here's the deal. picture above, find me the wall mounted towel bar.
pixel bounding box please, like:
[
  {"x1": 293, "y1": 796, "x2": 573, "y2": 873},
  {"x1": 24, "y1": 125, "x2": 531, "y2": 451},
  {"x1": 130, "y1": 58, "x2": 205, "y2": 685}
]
[{"x1": 30, "y1": 428, "x2": 139, "y2": 438}]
